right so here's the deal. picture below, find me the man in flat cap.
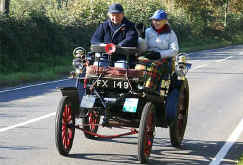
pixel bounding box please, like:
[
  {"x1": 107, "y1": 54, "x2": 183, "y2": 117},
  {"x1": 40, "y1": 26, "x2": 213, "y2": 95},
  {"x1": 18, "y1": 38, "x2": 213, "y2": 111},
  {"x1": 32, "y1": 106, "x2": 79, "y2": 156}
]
[{"x1": 91, "y1": 3, "x2": 138, "y2": 48}]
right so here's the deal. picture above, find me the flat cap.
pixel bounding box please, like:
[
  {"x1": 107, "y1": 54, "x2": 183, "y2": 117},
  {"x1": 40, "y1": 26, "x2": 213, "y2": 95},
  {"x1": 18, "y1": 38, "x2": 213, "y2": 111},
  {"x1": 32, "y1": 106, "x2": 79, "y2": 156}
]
[{"x1": 108, "y1": 3, "x2": 124, "y2": 13}]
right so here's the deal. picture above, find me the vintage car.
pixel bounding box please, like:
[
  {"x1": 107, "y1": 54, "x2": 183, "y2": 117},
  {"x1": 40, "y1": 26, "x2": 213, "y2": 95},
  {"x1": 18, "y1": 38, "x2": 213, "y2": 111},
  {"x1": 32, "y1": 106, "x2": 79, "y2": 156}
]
[{"x1": 55, "y1": 43, "x2": 191, "y2": 163}]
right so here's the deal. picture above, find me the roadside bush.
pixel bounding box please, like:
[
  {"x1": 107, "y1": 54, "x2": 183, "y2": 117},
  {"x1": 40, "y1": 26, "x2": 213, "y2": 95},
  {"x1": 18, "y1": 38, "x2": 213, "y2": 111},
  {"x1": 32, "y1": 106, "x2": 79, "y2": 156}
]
[{"x1": 0, "y1": 9, "x2": 94, "y2": 73}]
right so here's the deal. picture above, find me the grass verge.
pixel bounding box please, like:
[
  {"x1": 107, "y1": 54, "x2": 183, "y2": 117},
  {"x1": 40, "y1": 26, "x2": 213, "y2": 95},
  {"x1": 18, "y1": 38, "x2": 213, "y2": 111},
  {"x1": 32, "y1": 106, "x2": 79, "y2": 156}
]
[
  {"x1": 238, "y1": 154, "x2": 243, "y2": 165},
  {"x1": 1, "y1": 35, "x2": 243, "y2": 89},
  {"x1": 0, "y1": 65, "x2": 73, "y2": 88},
  {"x1": 180, "y1": 33, "x2": 243, "y2": 52}
]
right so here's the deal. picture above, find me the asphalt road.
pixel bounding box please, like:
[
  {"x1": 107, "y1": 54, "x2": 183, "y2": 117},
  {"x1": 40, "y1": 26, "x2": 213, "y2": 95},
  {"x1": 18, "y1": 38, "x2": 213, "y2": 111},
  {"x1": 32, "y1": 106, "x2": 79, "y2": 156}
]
[{"x1": 0, "y1": 45, "x2": 243, "y2": 165}]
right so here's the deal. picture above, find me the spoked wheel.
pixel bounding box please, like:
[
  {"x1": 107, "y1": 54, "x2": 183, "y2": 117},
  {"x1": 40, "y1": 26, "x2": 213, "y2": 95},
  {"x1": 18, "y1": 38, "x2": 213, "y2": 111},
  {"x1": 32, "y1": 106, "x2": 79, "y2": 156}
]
[
  {"x1": 169, "y1": 79, "x2": 189, "y2": 148},
  {"x1": 82, "y1": 110, "x2": 100, "y2": 139},
  {"x1": 138, "y1": 102, "x2": 155, "y2": 164},
  {"x1": 55, "y1": 96, "x2": 75, "y2": 156}
]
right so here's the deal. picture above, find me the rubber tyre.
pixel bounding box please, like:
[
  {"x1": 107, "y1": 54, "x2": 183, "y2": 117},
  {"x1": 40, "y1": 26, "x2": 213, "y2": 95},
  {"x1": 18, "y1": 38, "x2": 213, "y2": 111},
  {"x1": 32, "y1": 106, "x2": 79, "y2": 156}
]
[
  {"x1": 169, "y1": 79, "x2": 189, "y2": 148},
  {"x1": 82, "y1": 111, "x2": 100, "y2": 139},
  {"x1": 138, "y1": 102, "x2": 156, "y2": 164},
  {"x1": 55, "y1": 96, "x2": 75, "y2": 156}
]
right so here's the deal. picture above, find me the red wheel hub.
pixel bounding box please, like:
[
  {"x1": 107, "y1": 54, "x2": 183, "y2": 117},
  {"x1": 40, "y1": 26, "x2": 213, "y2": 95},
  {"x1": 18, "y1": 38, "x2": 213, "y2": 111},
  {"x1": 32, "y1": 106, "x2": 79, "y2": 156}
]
[
  {"x1": 62, "y1": 104, "x2": 73, "y2": 149},
  {"x1": 88, "y1": 112, "x2": 98, "y2": 131}
]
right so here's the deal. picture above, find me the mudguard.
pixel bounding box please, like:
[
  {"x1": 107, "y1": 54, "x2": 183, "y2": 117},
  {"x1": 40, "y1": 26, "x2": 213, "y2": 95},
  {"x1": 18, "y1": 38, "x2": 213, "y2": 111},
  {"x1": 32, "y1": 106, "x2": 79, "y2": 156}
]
[
  {"x1": 58, "y1": 87, "x2": 80, "y2": 117},
  {"x1": 166, "y1": 79, "x2": 189, "y2": 125},
  {"x1": 59, "y1": 87, "x2": 78, "y2": 96},
  {"x1": 165, "y1": 88, "x2": 180, "y2": 125}
]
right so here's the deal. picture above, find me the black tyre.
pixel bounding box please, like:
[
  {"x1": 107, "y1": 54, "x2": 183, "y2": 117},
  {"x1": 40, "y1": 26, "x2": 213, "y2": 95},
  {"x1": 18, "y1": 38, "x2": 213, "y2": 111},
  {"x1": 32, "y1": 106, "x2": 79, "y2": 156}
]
[
  {"x1": 138, "y1": 102, "x2": 156, "y2": 164},
  {"x1": 169, "y1": 79, "x2": 189, "y2": 148},
  {"x1": 82, "y1": 110, "x2": 100, "y2": 139},
  {"x1": 55, "y1": 96, "x2": 75, "y2": 156}
]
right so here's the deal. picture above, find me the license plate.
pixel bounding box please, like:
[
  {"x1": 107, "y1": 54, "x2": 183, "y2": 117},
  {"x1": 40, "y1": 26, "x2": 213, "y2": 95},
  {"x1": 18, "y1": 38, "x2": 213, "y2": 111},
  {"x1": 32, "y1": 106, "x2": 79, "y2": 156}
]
[
  {"x1": 122, "y1": 98, "x2": 139, "y2": 113},
  {"x1": 92, "y1": 79, "x2": 130, "y2": 89},
  {"x1": 80, "y1": 95, "x2": 96, "y2": 108}
]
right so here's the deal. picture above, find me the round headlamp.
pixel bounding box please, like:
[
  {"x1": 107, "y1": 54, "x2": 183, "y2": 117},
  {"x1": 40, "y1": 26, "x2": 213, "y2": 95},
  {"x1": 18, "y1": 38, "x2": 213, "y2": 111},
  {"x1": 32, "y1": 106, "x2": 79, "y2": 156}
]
[{"x1": 73, "y1": 47, "x2": 86, "y2": 58}]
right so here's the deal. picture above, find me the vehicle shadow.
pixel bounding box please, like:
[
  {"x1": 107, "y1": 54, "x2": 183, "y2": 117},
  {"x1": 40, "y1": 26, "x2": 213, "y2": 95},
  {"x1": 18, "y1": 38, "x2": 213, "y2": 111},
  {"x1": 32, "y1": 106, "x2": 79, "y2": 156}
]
[
  {"x1": 68, "y1": 138, "x2": 243, "y2": 165},
  {"x1": 95, "y1": 136, "x2": 138, "y2": 145}
]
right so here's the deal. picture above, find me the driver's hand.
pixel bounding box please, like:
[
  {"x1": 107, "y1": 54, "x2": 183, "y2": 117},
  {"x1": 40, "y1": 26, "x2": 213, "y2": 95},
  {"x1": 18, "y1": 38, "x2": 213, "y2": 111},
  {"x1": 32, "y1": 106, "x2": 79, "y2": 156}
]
[{"x1": 144, "y1": 51, "x2": 161, "y2": 60}]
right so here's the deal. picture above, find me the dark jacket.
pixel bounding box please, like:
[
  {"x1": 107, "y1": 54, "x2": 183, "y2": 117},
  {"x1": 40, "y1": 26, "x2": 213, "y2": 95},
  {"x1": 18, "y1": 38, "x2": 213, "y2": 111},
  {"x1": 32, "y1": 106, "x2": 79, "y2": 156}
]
[{"x1": 91, "y1": 17, "x2": 138, "y2": 47}]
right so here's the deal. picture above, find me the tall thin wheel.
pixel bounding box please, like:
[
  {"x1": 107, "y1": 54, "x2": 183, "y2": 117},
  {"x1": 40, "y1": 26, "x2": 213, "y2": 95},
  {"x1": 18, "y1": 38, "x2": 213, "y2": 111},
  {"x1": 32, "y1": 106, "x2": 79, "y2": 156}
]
[
  {"x1": 169, "y1": 79, "x2": 189, "y2": 148},
  {"x1": 138, "y1": 102, "x2": 155, "y2": 164},
  {"x1": 82, "y1": 110, "x2": 100, "y2": 139},
  {"x1": 55, "y1": 96, "x2": 75, "y2": 156}
]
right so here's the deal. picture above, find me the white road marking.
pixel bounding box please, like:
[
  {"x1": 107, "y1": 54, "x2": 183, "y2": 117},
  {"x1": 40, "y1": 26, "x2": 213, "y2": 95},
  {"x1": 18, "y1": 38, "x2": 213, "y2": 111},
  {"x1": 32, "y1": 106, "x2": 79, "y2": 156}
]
[
  {"x1": 216, "y1": 56, "x2": 233, "y2": 63},
  {"x1": 209, "y1": 118, "x2": 243, "y2": 165},
  {"x1": 0, "y1": 112, "x2": 56, "y2": 133},
  {"x1": 190, "y1": 60, "x2": 202, "y2": 62},
  {"x1": 190, "y1": 64, "x2": 208, "y2": 71},
  {"x1": 189, "y1": 56, "x2": 233, "y2": 72},
  {"x1": 0, "y1": 78, "x2": 70, "y2": 93}
]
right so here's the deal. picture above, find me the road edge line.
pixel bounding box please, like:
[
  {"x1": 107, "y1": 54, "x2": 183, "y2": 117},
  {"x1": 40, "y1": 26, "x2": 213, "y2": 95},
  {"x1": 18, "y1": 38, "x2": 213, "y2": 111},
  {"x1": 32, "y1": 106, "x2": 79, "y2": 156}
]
[
  {"x1": 0, "y1": 78, "x2": 70, "y2": 93},
  {"x1": 216, "y1": 56, "x2": 233, "y2": 63},
  {"x1": 0, "y1": 112, "x2": 56, "y2": 133},
  {"x1": 209, "y1": 118, "x2": 243, "y2": 165},
  {"x1": 190, "y1": 64, "x2": 208, "y2": 71}
]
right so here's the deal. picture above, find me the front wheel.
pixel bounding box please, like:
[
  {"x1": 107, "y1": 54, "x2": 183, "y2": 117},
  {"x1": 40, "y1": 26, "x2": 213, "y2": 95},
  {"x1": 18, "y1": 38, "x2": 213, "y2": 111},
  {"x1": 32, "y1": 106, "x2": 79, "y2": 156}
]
[
  {"x1": 138, "y1": 102, "x2": 155, "y2": 164},
  {"x1": 55, "y1": 96, "x2": 75, "y2": 156},
  {"x1": 169, "y1": 79, "x2": 189, "y2": 148}
]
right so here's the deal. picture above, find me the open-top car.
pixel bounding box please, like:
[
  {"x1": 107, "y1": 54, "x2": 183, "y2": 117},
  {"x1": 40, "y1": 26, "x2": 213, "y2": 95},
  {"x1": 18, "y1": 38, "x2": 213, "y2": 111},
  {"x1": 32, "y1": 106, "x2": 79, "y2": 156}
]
[{"x1": 55, "y1": 43, "x2": 191, "y2": 163}]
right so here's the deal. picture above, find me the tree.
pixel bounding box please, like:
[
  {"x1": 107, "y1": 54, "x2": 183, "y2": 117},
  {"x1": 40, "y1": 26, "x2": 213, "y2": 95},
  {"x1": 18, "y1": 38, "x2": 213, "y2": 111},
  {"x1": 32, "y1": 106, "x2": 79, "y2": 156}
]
[
  {"x1": 173, "y1": 0, "x2": 242, "y2": 28},
  {"x1": 0, "y1": 0, "x2": 10, "y2": 14},
  {"x1": 56, "y1": 0, "x2": 69, "y2": 9},
  {"x1": 224, "y1": 0, "x2": 229, "y2": 27},
  {"x1": 0, "y1": 0, "x2": 5, "y2": 13},
  {"x1": 5, "y1": 0, "x2": 9, "y2": 14}
]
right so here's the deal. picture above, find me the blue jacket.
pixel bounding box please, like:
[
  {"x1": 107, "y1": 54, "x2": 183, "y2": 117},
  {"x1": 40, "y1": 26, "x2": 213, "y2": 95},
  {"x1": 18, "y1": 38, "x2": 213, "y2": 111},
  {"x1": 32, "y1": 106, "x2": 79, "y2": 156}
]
[{"x1": 91, "y1": 17, "x2": 138, "y2": 47}]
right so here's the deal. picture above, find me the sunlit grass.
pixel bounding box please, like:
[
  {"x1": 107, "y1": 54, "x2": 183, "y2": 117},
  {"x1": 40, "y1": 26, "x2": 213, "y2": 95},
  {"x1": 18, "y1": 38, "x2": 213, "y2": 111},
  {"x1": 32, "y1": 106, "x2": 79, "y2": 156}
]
[
  {"x1": 238, "y1": 154, "x2": 243, "y2": 165},
  {"x1": 0, "y1": 65, "x2": 72, "y2": 88},
  {"x1": 180, "y1": 38, "x2": 237, "y2": 53}
]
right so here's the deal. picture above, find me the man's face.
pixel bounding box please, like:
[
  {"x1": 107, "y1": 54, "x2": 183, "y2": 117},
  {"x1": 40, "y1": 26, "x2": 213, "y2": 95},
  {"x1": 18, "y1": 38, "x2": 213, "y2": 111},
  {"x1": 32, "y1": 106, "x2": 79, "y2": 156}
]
[{"x1": 109, "y1": 13, "x2": 124, "y2": 25}]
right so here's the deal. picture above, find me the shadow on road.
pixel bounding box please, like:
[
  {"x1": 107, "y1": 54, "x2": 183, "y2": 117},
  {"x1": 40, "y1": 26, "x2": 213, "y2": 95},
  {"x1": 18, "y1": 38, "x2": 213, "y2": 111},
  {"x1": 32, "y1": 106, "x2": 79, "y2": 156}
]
[
  {"x1": 0, "y1": 79, "x2": 75, "y2": 103},
  {"x1": 0, "y1": 113, "x2": 25, "y2": 118},
  {"x1": 68, "y1": 138, "x2": 242, "y2": 165},
  {"x1": 0, "y1": 145, "x2": 46, "y2": 151}
]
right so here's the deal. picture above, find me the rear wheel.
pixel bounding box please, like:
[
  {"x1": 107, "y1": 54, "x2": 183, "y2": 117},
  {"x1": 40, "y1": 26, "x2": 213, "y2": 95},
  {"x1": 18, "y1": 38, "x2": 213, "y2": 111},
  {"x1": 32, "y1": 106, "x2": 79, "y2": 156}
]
[
  {"x1": 169, "y1": 79, "x2": 189, "y2": 148},
  {"x1": 138, "y1": 102, "x2": 155, "y2": 164},
  {"x1": 82, "y1": 110, "x2": 100, "y2": 139},
  {"x1": 55, "y1": 96, "x2": 75, "y2": 156}
]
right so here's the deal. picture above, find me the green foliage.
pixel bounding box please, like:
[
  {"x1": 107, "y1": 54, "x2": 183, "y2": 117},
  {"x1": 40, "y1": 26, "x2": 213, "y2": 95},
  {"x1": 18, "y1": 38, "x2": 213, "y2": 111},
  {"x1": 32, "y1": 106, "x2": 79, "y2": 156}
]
[
  {"x1": 0, "y1": 1, "x2": 95, "y2": 73},
  {"x1": 121, "y1": 0, "x2": 162, "y2": 25},
  {"x1": 174, "y1": 0, "x2": 243, "y2": 37}
]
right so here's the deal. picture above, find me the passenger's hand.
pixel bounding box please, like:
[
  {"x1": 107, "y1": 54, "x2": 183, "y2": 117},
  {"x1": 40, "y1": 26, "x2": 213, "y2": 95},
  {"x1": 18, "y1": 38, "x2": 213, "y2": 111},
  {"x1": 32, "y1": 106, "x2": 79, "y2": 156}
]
[{"x1": 144, "y1": 51, "x2": 161, "y2": 60}]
